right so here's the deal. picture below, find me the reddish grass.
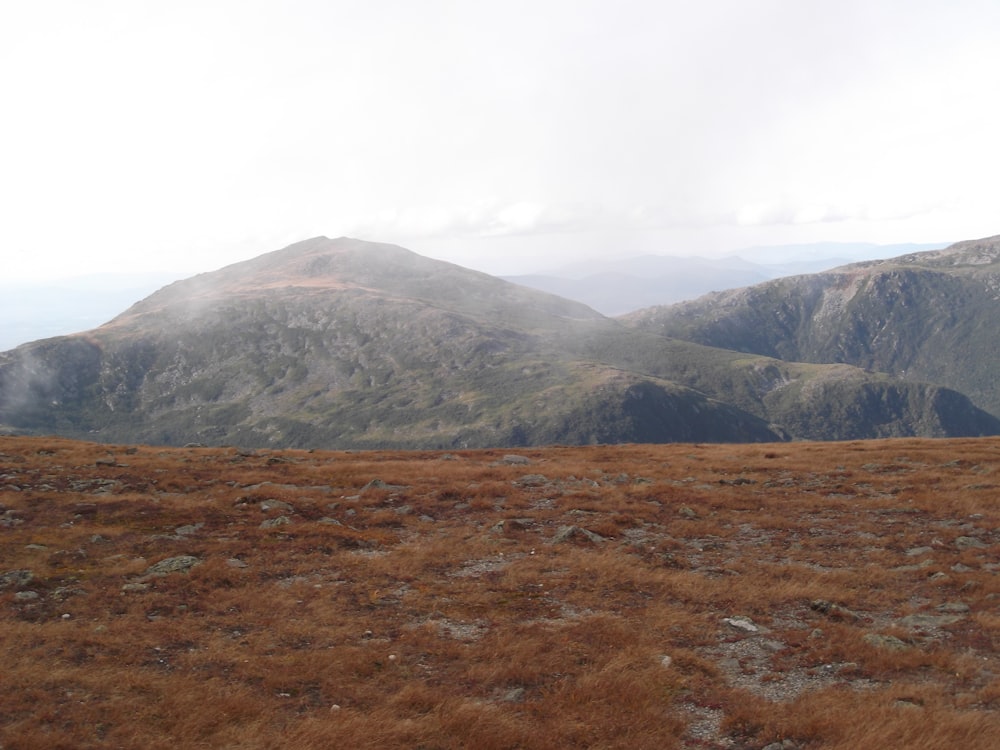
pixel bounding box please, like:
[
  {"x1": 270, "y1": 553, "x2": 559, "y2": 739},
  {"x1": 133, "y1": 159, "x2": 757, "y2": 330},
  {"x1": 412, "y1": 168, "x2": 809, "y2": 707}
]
[{"x1": 2, "y1": 436, "x2": 999, "y2": 748}]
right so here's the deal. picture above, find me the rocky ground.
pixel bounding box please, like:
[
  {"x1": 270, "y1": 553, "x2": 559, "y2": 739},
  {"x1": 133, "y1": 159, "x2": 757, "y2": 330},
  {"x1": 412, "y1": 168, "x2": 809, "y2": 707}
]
[{"x1": 1, "y1": 436, "x2": 998, "y2": 748}]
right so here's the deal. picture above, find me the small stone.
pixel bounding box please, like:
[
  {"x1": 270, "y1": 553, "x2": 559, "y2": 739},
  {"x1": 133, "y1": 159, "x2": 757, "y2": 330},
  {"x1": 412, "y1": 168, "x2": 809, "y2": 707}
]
[
  {"x1": 15, "y1": 590, "x2": 40, "y2": 601},
  {"x1": 899, "y1": 613, "x2": 963, "y2": 629},
  {"x1": 551, "y1": 525, "x2": 606, "y2": 544},
  {"x1": 502, "y1": 687, "x2": 526, "y2": 703},
  {"x1": 722, "y1": 615, "x2": 759, "y2": 633},
  {"x1": 226, "y1": 558, "x2": 249, "y2": 568},
  {"x1": 144, "y1": 555, "x2": 202, "y2": 577},
  {"x1": 121, "y1": 582, "x2": 150, "y2": 593},
  {"x1": 362, "y1": 479, "x2": 408, "y2": 492},
  {"x1": 501, "y1": 455, "x2": 530, "y2": 465},
  {"x1": 904, "y1": 546, "x2": 933, "y2": 557},
  {"x1": 260, "y1": 500, "x2": 294, "y2": 513},
  {"x1": 260, "y1": 515, "x2": 291, "y2": 529},
  {"x1": 514, "y1": 474, "x2": 548, "y2": 487},
  {"x1": 678, "y1": 506, "x2": 698, "y2": 519},
  {"x1": 659, "y1": 655, "x2": 673, "y2": 669},
  {"x1": 955, "y1": 536, "x2": 988, "y2": 550},
  {"x1": 0, "y1": 569, "x2": 34, "y2": 589},
  {"x1": 863, "y1": 633, "x2": 909, "y2": 651}
]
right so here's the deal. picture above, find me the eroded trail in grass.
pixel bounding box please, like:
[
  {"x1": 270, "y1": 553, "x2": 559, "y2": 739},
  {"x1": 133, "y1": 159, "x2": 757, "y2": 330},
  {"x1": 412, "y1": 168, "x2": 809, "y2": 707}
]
[{"x1": 1, "y1": 437, "x2": 998, "y2": 749}]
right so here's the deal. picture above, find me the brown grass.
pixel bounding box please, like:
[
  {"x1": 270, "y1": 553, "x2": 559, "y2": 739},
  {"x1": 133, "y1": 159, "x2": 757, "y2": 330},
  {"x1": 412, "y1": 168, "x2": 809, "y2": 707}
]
[{"x1": 1, "y1": 436, "x2": 999, "y2": 748}]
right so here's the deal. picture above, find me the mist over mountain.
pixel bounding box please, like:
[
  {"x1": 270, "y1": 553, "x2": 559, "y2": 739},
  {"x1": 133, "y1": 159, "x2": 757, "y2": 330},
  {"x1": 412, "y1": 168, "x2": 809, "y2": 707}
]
[
  {"x1": 625, "y1": 234, "x2": 1000, "y2": 420},
  {"x1": 1, "y1": 237, "x2": 995, "y2": 449},
  {"x1": 0, "y1": 272, "x2": 184, "y2": 351},
  {"x1": 503, "y1": 242, "x2": 947, "y2": 316}
]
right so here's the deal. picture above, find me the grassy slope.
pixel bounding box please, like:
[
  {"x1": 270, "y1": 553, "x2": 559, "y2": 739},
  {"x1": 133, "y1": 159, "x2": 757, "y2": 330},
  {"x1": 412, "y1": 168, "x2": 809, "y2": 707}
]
[{"x1": 2, "y1": 435, "x2": 999, "y2": 749}]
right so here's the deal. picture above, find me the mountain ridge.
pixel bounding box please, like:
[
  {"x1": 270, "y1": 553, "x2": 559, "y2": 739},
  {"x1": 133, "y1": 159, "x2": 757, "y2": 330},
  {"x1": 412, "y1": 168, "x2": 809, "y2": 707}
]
[
  {"x1": 1, "y1": 236, "x2": 996, "y2": 448},
  {"x1": 624, "y1": 234, "x2": 1000, "y2": 418}
]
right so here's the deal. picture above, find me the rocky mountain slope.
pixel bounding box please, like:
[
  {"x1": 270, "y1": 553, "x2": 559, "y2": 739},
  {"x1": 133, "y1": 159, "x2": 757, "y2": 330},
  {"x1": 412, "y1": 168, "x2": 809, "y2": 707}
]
[
  {"x1": 1, "y1": 237, "x2": 996, "y2": 448},
  {"x1": 624, "y1": 235, "x2": 1000, "y2": 420}
]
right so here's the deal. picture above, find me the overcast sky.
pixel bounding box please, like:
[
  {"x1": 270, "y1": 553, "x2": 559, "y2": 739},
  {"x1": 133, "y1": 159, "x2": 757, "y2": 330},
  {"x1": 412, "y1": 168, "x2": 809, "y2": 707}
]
[{"x1": 3, "y1": 0, "x2": 999, "y2": 281}]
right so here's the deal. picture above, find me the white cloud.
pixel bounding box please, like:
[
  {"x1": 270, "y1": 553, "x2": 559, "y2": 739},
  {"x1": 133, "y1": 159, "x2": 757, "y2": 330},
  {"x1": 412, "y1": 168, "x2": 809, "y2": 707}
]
[{"x1": 1, "y1": 0, "x2": 999, "y2": 286}]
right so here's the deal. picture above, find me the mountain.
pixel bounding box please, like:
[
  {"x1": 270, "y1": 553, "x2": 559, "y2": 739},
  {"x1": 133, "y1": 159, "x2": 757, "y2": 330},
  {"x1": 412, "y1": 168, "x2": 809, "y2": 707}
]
[
  {"x1": 1, "y1": 237, "x2": 995, "y2": 448},
  {"x1": 503, "y1": 242, "x2": 948, "y2": 316},
  {"x1": 624, "y1": 234, "x2": 1000, "y2": 419},
  {"x1": 503, "y1": 257, "x2": 770, "y2": 316}
]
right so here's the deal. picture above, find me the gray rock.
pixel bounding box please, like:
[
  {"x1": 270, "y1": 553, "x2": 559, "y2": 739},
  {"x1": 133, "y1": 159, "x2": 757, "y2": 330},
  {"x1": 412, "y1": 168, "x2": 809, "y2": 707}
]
[
  {"x1": 863, "y1": 633, "x2": 909, "y2": 651},
  {"x1": 15, "y1": 590, "x2": 40, "y2": 601},
  {"x1": 260, "y1": 499, "x2": 295, "y2": 513},
  {"x1": 0, "y1": 569, "x2": 34, "y2": 589},
  {"x1": 226, "y1": 558, "x2": 249, "y2": 568},
  {"x1": 514, "y1": 474, "x2": 548, "y2": 487},
  {"x1": 362, "y1": 479, "x2": 408, "y2": 492},
  {"x1": 144, "y1": 555, "x2": 201, "y2": 577},
  {"x1": 121, "y1": 582, "x2": 151, "y2": 593},
  {"x1": 551, "y1": 525, "x2": 606, "y2": 544},
  {"x1": 904, "y1": 546, "x2": 934, "y2": 557},
  {"x1": 955, "y1": 536, "x2": 988, "y2": 550},
  {"x1": 722, "y1": 615, "x2": 759, "y2": 633},
  {"x1": 502, "y1": 687, "x2": 526, "y2": 703},
  {"x1": 898, "y1": 613, "x2": 963, "y2": 629},
  {"x1": 260, "y1": 515, "x2": 291, "y2": 529},
  {"x1": 501, "y1": 455, "x2": 531, "y2": 465}
]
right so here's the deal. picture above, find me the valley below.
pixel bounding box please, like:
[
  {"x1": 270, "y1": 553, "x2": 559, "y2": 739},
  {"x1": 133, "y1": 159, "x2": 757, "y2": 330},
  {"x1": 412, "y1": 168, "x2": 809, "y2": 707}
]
[{"x1": 2, "y1": 435, "x2": 998, "y2": 748}]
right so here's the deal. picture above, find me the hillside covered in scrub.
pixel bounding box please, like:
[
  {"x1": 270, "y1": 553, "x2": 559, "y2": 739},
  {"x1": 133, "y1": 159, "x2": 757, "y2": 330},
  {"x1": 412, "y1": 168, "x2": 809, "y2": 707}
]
[
  {"x1": 625, "y1": 234, "x2": 1000, "y2": 420},
  {"x1": 2, "y1": 237, "x2": 998, "y2": 449},
  {"x1": 2, "y1": 435, "x2": 999, "y2": 748}
]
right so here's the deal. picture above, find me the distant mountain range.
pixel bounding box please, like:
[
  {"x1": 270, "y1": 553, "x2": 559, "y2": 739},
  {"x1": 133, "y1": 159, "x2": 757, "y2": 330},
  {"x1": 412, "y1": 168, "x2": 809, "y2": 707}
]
[
  {"x1": 0, "y1": 272, "x2": 184, "y2": 352},
  {"x1": 1, "y1": 236, "x2": 996, "y2": 448},
  {"x1": 503, "y1": 242, "x2": 948, "y2": 315}
]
